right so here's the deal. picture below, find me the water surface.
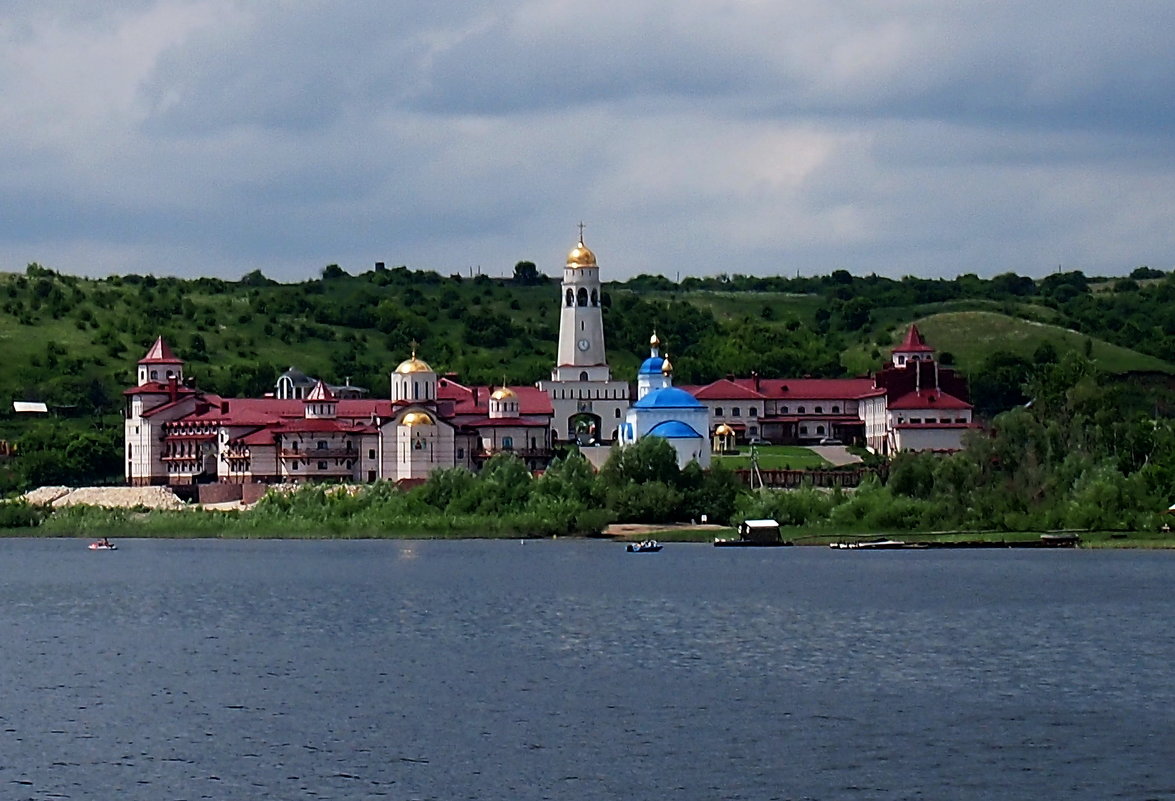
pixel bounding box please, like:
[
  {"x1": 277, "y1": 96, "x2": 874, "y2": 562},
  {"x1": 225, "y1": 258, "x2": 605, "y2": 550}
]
[{"x1": 1, "y1": 539, "x2": 1172, "y2": 800}]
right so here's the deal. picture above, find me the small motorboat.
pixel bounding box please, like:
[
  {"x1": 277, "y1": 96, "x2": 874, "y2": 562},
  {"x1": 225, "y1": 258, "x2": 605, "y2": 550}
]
[
  {"x1": 88, "y1": 539, "x2": 117, "y2": 551},
  {"x1": 626, "y1": 540, "x2": 663, "y2": 553}
]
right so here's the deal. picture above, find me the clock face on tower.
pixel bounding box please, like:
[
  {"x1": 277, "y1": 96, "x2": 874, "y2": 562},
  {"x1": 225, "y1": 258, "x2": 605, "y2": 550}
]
[{"x1": 577, "y1": 338, "x2": 591, "y2": 352}]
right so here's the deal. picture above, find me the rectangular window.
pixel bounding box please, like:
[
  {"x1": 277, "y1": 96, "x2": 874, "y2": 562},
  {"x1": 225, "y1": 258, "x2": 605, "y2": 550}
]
[
  {"x1": 369, "y1": 449, "x2": 375, "y2": 459},
  {"x1": 732, "y1": 408, "x2": 741, "y2": 417},
  {"x1": 318, "y1": 461, "x2": 328, "y2": 470}
]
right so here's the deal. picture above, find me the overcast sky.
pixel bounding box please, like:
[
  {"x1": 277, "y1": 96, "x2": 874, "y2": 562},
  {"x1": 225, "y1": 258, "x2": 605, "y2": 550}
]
[{"x1": 2, "y1": 1, "x2": 1174, "y2": 282}]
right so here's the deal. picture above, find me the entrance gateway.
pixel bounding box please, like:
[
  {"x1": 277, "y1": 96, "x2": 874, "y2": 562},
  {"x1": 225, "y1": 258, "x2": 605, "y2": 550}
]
[{"x1": 538, "y1": 227, "x2": 630, "y2": 444}]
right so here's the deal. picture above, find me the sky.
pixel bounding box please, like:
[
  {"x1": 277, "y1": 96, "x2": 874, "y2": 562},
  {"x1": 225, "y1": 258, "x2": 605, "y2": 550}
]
[{"x1": 2, "y1": 1, "x2": 1174, "y2": 283}]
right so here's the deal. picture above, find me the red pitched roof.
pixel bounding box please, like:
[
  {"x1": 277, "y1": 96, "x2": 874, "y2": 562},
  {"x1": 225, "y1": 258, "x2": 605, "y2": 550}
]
[
  {"x1": 892, "y1": 324, "x2": 935, "y2": 353},
  {"x1": 753, "y1": 377, "x2": 882, "y2": 401},
  {"x1": 139, "y1": 337, "x2": 183, "y2": 364},
  {"x1": 689, "y1": 379, "x2": 767, "y2": 401},
  {"x1": 888, "y1": 389, "x2": 971, "y2": 411}
]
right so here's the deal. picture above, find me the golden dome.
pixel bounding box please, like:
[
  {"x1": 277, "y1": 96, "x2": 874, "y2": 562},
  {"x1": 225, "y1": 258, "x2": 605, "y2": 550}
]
[
  {"x1": 661, "y1": 353, "x2": 674, "y2": 375},
  {"x1": 401, "y1": 411, "x2": 435, "y2": 427},
  {"x1": 490, "y1": 387, "x2": 517, "y2": 400},
  {"x1": 649, "y1": 331, "x2": 660, "y2": 347},
  {"x1": 395, "y1": 348, "x2": 433, "y2": 374},
  {"x1": 566, "y1": 239, "x2": 597, "y2": 268},
  {"x1": 715, "y1": 423, "x2": 735, "y2": 436}
]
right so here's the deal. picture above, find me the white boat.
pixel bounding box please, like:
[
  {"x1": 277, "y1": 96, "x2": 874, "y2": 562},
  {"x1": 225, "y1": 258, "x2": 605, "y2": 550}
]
[
  {"x1": 626, "y1": 540, "x2": 663, "y2": 553},
  {"x1": 88, "y1": 540, "x2": 117, "y2": 551}
]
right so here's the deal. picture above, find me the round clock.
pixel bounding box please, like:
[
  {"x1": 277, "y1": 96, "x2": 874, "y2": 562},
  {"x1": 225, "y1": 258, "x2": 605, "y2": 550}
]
[{"x1": 577, "y1": 338, "x2": 591, "y2": 351}]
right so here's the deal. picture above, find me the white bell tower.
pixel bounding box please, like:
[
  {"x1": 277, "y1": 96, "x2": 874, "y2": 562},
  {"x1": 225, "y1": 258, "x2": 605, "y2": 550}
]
[
  {"x1": 553, "y1": 224, "x2": 610, "y2": 381},
  {"x1": 539, "y1": 226, "x2": 631, "y2": 445}
]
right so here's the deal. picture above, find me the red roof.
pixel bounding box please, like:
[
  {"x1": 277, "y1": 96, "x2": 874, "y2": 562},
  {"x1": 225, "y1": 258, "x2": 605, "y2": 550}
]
[
  {"x1": 888, "y1": 390, "x2": 972, "y2": 411},
  {"x1": 452, "y1": 415, "x2": 550, "y2": 428},
  {"x1": 139, "y1": 336, "x2": 183, "y2": 364},
  {"x1": 682, "y1": 377, "x2": 884, "y2": 402},
  {"x1": 437, "y1": 378, "x2": 553, "y2": 416},
  {"x1": 305, "y1": 380, "x2": 336, "y2": 402},
  {"x1": 689, "y1": 379, "x2": 766, "y2": 401},
  {"x1": 271, "y1": 418, "x2": 376, "y2": 435},
  {"x1": 892, "y1": 422, "x2": 978, "y2": 429},
  {"x1": 892, "y1": 324, "x2": 935, "y2": 353}
]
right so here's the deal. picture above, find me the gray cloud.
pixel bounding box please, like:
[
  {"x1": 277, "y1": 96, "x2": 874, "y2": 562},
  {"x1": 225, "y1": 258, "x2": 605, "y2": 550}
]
[{"x1": 2, "y1": 0, "x2": 1174, "y2": 282}]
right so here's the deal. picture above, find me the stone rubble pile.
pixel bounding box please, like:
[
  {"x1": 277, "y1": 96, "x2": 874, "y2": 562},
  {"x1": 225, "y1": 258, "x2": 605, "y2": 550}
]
[{"x1": 22, "y1": 486, "x2": 187, "y2": 510}]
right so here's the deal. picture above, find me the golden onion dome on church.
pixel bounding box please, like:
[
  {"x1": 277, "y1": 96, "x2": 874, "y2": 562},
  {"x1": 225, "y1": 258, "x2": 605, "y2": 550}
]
[
  {"x1": 715, "y1": 423, "x2": 735, "y2": 437},
  {"x1": 401, "y1": 411, "x2": 435, "y2": 427},
  {"x1": 649, "y1": 331, "x2": 660, "y2": 347},
  {"x1": 661, "y1": 353, "x2": 674, "y2": 375},
  {"x1": 490, "y1": 387, "x2": 517, "y2": 401},
  {"x1": 566, "y1": 239, "x2": 597, "y2": 268},
  {"x1": 395, "y1": 350, "x2": 433, "y2": 374}
]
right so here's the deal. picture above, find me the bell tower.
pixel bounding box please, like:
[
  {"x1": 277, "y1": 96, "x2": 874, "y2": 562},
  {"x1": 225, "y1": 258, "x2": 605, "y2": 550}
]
[
  {"x1": 553, "y1": 224, "x2": 609, "y2": 381},
  {"x1": 539, "y1": 226, "x2": 631, "y2": 446}
]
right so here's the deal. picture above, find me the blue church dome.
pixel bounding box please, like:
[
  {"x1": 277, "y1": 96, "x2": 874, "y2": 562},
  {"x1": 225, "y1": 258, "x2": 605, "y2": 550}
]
[
  {"x1": 638, "y1": 356, "x2": 666, "y2": 375},
  {"x1": 633, "y1": 386, "x2": 704, "y2": 409},
  {"x1": 646, "y1": 420, "x2": 702, "y2": 439}
]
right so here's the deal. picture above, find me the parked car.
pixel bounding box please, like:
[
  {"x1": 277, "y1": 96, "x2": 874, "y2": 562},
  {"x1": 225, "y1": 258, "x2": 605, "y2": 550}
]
[
  {"x1": 747, "y1": 436, "x2": 770, "y2": 446},
  {"x1": 818, "y1": 437, "x2": 843, "y2": 445}
]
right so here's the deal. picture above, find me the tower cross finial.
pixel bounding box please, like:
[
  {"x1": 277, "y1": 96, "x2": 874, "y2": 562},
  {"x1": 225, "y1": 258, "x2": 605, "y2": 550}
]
[
  {"x1": 577, "y1": 221, "x2": 585, "y2": 243},
  {"x1": 409, "y1": 338, "x2": 419, "y2": 359}
]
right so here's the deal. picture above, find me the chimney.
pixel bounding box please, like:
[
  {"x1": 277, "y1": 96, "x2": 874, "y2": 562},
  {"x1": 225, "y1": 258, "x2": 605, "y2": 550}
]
[
  {"x1": 221, "y1": 401, "x2": 229, "y2": 414},
  {"x1": 168, "y1": 375, "x2": 178, "y2": 403},
  {"x1": 752, "y1": 371, "x2": 760, "y2": 392},
  {"x1": 726, "y1": 373, "x2": 734, "y2": 382}
]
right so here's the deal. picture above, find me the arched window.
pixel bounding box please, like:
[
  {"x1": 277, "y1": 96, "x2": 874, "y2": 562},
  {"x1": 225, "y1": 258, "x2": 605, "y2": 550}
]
[
  {"x1": 815, "y1": 406, "x2": 823, "y2": 414},
  {"x1": 413, "y1": 381, "x2": 419, "y2": 400},
  {"x1": 832, "y1": 405, "x2": 840, "y2": 414},
  {"x1": 715, "y1": 407, "x2": 724, "y2": 416},
  {"x1": 816, "y1": 425, "x2": 825, "y2": 435},
  {"x1": 579, "y1": 371, "x2": 588, "y2": 381},
  {"x1": 565, "y1": 288, "x2": 574, "y2": 306},
  {"x1": 798, "y1": 406, "x2": 806, "y2": 414},
  {"x1": 317, "y1": 440, "x2": 327, "y2": 450},
  {"x1": 590, "y1": 289, "x2": 598, "y2": 306},
  {"x1": 577, "y1": 287, "x2": 588, "y2": 306},
  {"x1": 615, "y1": 408, "x2": 621, "y2": 418},
  {"x1": 150, "y1": 370, "x2": 158, "y2": 380}
]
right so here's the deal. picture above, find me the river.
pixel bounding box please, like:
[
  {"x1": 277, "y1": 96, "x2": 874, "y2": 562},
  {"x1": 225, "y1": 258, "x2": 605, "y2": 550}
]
[{"x1": 1, "y1": 538, "x2": 1172, "y2": 800}]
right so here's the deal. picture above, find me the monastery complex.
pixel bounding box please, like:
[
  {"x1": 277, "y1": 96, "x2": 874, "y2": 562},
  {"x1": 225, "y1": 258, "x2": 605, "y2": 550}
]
[{"x1": 124, "y1": 236, "x2": 975, "y2": 488}]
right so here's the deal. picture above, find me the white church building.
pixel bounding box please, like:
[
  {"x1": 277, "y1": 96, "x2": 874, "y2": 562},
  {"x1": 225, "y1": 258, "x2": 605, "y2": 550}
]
[{"x1": 618, "y1": 333, "x2": 711, "y2": 468}]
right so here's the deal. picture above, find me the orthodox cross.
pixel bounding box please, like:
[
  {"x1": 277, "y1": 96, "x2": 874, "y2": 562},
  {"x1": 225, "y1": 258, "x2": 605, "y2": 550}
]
[{"x1": 577, "y1": 221, "x2": 586, "y2": 242}]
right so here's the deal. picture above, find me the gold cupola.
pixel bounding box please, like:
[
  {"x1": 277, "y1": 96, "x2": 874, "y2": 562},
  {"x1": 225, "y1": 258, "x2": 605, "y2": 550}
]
[
  {"x1": 395, "y1": 347, "x2": 433, "y2": 374},
  {"x1": 661, "y1": 352, "x2": 674, "y2": 375},
  {"x1": 490, "y1": 386, "x2": 517, "y2": 401},
  {"x1": 401, "y1": 411, "x2": 435, "y2": 427},
  {"x1": 566, "y1": 238, "x2": 597, "y2": 268},
  {"x1": 649, "y1": 330, "x2": 660, "y2": 348}
]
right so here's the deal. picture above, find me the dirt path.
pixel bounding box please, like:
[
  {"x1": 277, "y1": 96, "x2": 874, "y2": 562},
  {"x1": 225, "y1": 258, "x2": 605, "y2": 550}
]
[{"x1": 603, "y1": 522, "x2": 727, "y2": 539}]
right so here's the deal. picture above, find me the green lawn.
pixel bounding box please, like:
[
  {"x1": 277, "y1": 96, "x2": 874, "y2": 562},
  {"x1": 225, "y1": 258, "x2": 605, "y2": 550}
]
[
  {"x1": 841, "y1": 310, "x2": 1175, "y2": 375},
  {"x1": 713, "y1": 445, "x2": 829, "y2": 471}
]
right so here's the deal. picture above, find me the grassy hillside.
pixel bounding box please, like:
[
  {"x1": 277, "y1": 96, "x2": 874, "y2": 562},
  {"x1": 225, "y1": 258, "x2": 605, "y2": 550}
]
[{"x1": 841, "y1": 311, "x2": 1175, "y2": 376}]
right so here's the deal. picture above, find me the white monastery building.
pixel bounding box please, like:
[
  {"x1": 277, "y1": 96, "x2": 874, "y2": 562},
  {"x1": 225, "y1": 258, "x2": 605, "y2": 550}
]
[{"x1": 124, "y1": 233, "x2": 975, "y2": 489}]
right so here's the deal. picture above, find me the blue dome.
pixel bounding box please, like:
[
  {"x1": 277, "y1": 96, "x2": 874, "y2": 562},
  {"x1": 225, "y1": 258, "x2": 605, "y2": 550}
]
[
  {"x1": 633, "y1": 386, "x2": 704, "y2": 409},
  {"x1": 638, "y1": 356, "x2": 665, "y2": 375},
  {"x1": 646, "y1": 420, "x2": 702, "y2": 439}
]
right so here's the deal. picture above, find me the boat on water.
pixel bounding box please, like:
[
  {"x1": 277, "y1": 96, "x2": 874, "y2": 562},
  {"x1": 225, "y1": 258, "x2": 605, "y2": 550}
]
[
  {"x1": 88, "y1": 538, "x2": 117, "y2": 551},
  {"x1": 626, "y1": 540, "x2": 663, "y2": 553},
  {"x1": 713, "y1": 518, "x2": 791, "y2": 547}
]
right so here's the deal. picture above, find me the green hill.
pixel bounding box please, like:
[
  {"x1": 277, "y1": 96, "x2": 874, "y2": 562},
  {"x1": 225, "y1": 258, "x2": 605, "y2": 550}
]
[{"x1": 841, "y1": 311, "x2": 1175, "y2": 376}]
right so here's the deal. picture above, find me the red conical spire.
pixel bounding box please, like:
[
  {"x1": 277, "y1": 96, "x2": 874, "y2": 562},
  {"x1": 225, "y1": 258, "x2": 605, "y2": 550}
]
[
  {"x1": 138, "y1": 336, "x2": 183, "y2": 364},
  {"x1": 893, "y1": 324, "x2": 934, "y2": 353}
]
